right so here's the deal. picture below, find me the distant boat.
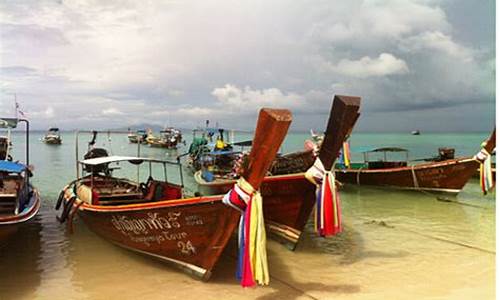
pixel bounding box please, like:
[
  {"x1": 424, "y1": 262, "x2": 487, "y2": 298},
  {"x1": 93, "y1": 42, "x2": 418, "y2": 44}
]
[
  {"x1": 0, "y1": 118, "x2": 41, "y2": 245},
  {"x1": 411, "y1": 130, "x2": 420, "y2": 135},
  {"x1": 127, "y1": 129, "x2": 147, "y2": 144},
  {"x1": 42, "y1": 127, "x2": 62, "y2": 145},
  {"x1": 146, "y1": 128, "x2": 182, "y2": 149}
]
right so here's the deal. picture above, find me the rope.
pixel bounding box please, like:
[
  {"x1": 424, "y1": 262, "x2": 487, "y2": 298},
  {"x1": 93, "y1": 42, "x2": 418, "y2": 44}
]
[
  {"x1": 410, "y1": 165, "x2": 419, "y2": 189},
  {"x1": 356, "y1": 166, "x2": 364, "y2": 185}
]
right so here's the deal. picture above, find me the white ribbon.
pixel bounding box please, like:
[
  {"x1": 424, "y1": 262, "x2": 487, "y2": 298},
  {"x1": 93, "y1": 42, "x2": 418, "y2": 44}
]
[{"x1": 305, "y1": 157, "x2": 326, "y2": 185}]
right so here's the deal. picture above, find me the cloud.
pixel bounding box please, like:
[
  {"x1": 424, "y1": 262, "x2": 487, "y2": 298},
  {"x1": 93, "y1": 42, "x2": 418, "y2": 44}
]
[
  {"x1": 0, "y1": 0, "x2": 494, "y2": 132},
  {"x1": 400, "y1": 31, "x2": 473, "y2": 61},
  {"x1": 331, "y1": 53, "x2": 409, "y2": 78},
  {"x1": 102, "y1": 107, "x2": 124, "y2": 116},
  {"x1": 211, "y1": 84, "x2": 305, "y2": 111}
]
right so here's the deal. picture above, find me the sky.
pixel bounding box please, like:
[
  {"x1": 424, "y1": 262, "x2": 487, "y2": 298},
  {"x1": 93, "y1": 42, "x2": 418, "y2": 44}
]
[{"x1": 0, "y1": 0, "x2": 495, "y2": 132}]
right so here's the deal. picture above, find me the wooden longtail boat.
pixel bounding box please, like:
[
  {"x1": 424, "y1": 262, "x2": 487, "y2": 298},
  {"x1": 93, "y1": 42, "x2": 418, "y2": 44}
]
[
  {"x1": 335, "y1": 130, "x2": 496, "y2": 194},
  {"x1": 42, "y1": 127, "x2": 62, "y2": 145},
  {"x1": 145, "y1": 128, "x2": 181, "y2": 149},
  {"x1": 0, "y1": 118, "x2": 41, "y2": 245},
  {"x1": 194, "y1": 95, "x2": 362, "y2": 249},
  {"x1": 56, "y1": 108, "x2": 291, "y2": 280}
]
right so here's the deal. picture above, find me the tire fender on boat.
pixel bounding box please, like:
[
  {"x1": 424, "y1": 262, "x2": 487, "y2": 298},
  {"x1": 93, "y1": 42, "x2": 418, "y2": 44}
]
[{"x1": 57, "y1": 195, "x2": 76, "y2": 223}]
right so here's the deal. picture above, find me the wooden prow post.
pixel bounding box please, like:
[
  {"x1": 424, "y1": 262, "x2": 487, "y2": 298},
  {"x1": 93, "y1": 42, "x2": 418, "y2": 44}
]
[
  {"x1": 243, "y1": 108, "x2": 292, "y2": 189},
  {"x1": 483, "y1": 128, "x2": 496, "y2": 154},
  {"x1": 318, "y1": 95, "x2": 361, "y2": 170}
]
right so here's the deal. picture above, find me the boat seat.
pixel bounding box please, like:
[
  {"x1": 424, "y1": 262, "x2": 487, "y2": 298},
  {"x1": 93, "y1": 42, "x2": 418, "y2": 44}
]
[
  {"x1": 144, "y1": 180, "x2": 182, "y2": 202},
  {"x1": 0, "y1": 195, "x2": 16, "y2": 214}
]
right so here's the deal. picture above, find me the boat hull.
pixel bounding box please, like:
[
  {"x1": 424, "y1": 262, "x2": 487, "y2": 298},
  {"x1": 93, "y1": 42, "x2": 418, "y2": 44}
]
[
  {"x1": 335, "y1": 157, "x2": 479, "y2": 194},
  {"x1": 195, "y1": 172, "x2": 316, "y2": 249},
  {"x1": 42, "y1": 137, "x2": 62, "y2": 145},
  {"x1": 67, "y1": 194, "x2": 240, "y2": 280},
  {"x1": 0, "y1": 189, "x2": 41, "y2": 245}
]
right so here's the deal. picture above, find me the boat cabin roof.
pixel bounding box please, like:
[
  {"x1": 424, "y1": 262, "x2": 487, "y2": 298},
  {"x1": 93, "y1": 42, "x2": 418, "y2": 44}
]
[
  {"x1": 351, "y1": 146, "x2": 409, "y2": 153},
  {"x1": 0, "y1": 160, "x2": 27, "y2": 173},
  {"x1": 232, "y1": 140, "x2": 252, "y2": 147},
  {"x1": 79, "y1": 155, "x2": 178, "y2": 166},
  {"x1": 369, "y1": 147, "x2": 408, "y2": 153},
  {"x1": 205, "y1": 150, "x2": 241, "y2": 156},
  {"x1": 0, "y1": 118, "x2": 19, "y2": 129}
]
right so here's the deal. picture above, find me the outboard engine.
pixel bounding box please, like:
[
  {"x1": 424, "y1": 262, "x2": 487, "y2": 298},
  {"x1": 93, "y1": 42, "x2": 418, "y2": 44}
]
[
  {"x1": 83, "y1": 147, "x2": 110, "y2": 175},
  {"x1": 0, "y1": 137, "x2": 8, "y2": 160},
  {"x1": 438, "y1": 147, "x2": 455, "y2": 161}
]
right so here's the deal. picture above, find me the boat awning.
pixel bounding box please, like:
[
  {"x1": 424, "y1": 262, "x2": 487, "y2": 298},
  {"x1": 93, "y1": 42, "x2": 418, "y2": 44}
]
[
  {"x1": 351, "y1": 146, "x2": 409, "y2": 153},
  {"x1": 0, "y1": 118, "x2": 19, "y2": 129},
  {"x1": 79, "y1": 156, "x2": 175, "y2": 166},
  {"x1": 370, "y1": 147, "x2": 408, "y2": 152},
  {"x1": 232, "y1": 140, "x2": 252, "y2": 147},
  {"x1": 0, "y1": 161, "x2": 26, "y2": 173},
  {"x1": 206, "y1": 150, "x2": 241, "y2": 156}
]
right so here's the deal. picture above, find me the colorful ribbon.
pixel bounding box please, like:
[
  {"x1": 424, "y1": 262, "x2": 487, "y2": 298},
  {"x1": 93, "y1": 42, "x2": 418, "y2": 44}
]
[
  {"x1": 305, "y1": 158, "x2": 342, "y2": 236},
  {"x1": 339, "y1": 141, "x2": 351, "y2": 169},
  {"x1": 342, "y1": 141, "x2": 351, "y2": 169},
  {"x1": 474, "y1": 147, "x2": 494, "y2": 195},
  {"x1": 222, "y1": 177, "x2": 269, "y2": 287}
]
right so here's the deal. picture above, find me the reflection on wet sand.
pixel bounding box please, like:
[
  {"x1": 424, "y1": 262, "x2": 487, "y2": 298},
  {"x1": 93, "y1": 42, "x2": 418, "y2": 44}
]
[{"x1": 0, "y1": 214, "x2": 42, "y2": 300}]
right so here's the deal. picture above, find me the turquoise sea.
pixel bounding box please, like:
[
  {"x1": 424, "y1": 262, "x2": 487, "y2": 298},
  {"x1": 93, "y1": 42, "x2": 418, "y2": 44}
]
[{"x1": 0, "y1": 130, "x2": 495, "y2": 299}]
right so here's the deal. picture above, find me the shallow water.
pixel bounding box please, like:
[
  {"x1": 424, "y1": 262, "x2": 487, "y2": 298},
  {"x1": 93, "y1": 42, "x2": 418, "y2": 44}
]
[{"x1": 0, "y1": 131, "x2": 495, "y2": 299}]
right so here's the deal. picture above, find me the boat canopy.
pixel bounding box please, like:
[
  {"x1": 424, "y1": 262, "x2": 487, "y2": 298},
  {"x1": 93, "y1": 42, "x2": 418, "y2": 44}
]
[
  {"x1": 369, "y1": 147, "x2": 408, "y2": 153},
  {"x1": 232, "y1": 140, "x2": 252, "y2": 147},
  {"x1": 79, "y1": 156, "x2": 178, "y2": 166},
  {"x1": 0, "y1": 160, "x2": 26, "y2": 173},
  {"x1": 350, "y1": 146, "x2": 409, "y2": 153},
  {"x1": 48, "y1": 127, "x2": 59, "y2": 131},
  {"x1": 206, "y1": 150, "x2": 241, "y2": 156},
  {"x1": 0, "y1": 118, "x2": 19, "y2": 129}
]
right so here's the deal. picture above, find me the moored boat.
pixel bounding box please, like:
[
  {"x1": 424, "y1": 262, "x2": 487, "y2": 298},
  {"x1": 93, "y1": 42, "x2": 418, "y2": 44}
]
[
  {"x1": 145, "y1": 128, "x2": 181, "y2": 149},
  {"x1": 334, "y1": 130, "x2": 496, "y2": 194},
  {"x1": 185, "y1": 125, "x2": 234, "y2": 171},
  {"x1": 42, "y1": 127, "x2": 62, "y2": 145},
  {"x1": 0, "y1": 118, "x2": 41, "y2": 245},
  {"x1": 194, "y1": 95, "x2": 362, "y2": 249},
  {"x1": 56, "y1": 108, "x2": 291, "y2": 282},
  {"x1": 127, "y1": 129, "x2": 147, "y2": 144}
]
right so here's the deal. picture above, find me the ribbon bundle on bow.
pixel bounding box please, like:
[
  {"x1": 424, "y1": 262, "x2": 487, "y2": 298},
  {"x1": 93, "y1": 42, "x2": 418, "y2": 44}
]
[
  {"x1": 305, "y1": 158, "x2": 342, "y2": 237},
  {"x1": 474, "y1": 145, "x2": 494, "y2": 195},
  {"x1": 222, "y1": 177, "x2": 269, "y2": 287}
]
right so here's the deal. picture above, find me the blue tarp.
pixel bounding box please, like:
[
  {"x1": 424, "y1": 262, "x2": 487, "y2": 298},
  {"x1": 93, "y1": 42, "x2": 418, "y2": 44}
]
[
  {"x1": 0, "y1": 160, "x2": 26, "y2": 173},
  {"x1": 207, "y1": 150, "x2": 240, "y2": 156}
]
